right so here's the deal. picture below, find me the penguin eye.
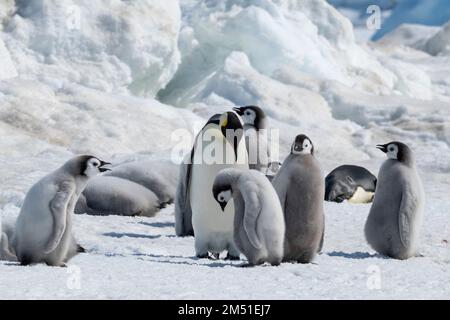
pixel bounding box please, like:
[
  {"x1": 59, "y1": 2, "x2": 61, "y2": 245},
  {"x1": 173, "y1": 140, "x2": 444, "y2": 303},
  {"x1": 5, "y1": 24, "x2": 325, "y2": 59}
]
[
  {"x1": 389, "y1": 147, "x2": 394, "y2": 152},
  {"x1": 93, "y1": 161, "x2": 99, "y2": 167},
  {"x1": 219, "y1": 196, "x2": 224, "y2": 202},
  {"x1": 245, "y1": 111, "x2": 251, "y2": 116}
]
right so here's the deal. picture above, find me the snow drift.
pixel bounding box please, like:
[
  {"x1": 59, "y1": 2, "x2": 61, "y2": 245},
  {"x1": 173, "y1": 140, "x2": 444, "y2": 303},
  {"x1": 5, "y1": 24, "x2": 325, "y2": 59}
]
[{"x1": 2, "y1": 0, "x2": 181, "y2": 97}]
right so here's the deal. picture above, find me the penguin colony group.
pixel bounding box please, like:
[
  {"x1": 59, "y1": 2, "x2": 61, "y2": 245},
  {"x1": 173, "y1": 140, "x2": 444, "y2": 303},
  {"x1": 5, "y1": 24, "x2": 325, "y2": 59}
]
[{"x1": 0, "y1": 106, "x2": 425, "y2": 267}]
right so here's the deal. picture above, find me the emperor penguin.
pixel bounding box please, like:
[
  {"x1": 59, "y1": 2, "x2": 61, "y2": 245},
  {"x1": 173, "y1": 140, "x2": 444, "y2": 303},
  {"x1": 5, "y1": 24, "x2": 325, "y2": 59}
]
[
  {"x1": 233, "y1": 106, "x2": 271, "y2": 173},
  {"x1": 213, "y1": 168, "x2": 285, "y2": 266},
  {"x1": 75, "y1": 176, "x2": 161, "y2": 217},
  {"x1": 106, "y1": 159, "x2": 178, "y2": 207},
  {"x1": 272, "y1": 134, "x2": 325, "y2": 263},
  {"x1": 175, "y1": 114, "x2": 222, "y2": 237},
  {"x1": 12, "y1": 155, "x2": 111, "y2": 266},
  {"x1": 365, "y1": 142, "x2": 425, "y2": 260},
  {"x1": 1, "y1": 217, "x2": 16, "y2": 261},
  {"x1": 177, "y1": 111, "x2": 249, "y2": 259},
  {"x1": 325, "y1": 165, "x2": 377, "y2": 204}
]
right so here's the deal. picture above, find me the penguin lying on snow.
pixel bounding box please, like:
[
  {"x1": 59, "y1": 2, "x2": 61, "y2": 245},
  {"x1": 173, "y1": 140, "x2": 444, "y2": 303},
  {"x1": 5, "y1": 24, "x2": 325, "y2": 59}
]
[
  {"x1": 365, "y1": 142, "x2": 425, "y2": 260},
  {"x1": 75, "y1": 176, "x2": 161, "y2": 217},
  {"x1": 105, "y1": 159, "x2": 178, "y2": 207},
  {"x1": 11, "y1": 155, "x2": 110, "y2": 266},
  {"x1": 213, "y1": 168, "x2": 285, "y2": 266},
  {"x1": 325, "y1": 165, "x2": 377, "y2": 203}
]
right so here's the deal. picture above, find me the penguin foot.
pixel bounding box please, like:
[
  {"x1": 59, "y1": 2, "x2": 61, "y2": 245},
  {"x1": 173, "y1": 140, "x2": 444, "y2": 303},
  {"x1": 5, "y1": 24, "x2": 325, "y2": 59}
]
[
  {"x1": 415, "y1": 253, "x2": 425, "y2": 258},
  {"x1": 196, "y1": 253, "x2": 209, "y2": 259},
  {"x1": 209, "y1": 252, "x2": 220, "y2": 260},
  {"x1": 239, "y1": 263, "x2": 254, "y2": 268},
  {"x1": 225, "y1": 254, "x2": 240, "y2": 261},
  {"x1": 77, "y1": 245, "x2": 86, "y2": 253}
]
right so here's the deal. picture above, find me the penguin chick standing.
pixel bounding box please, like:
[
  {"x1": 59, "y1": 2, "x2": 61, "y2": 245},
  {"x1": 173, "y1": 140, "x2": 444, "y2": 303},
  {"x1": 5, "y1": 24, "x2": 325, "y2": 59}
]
[
  {"x1": 272, "y1": 134, "x2": 325, "y2": 263},
  {"x1": 187, "y1": 112, "x2": 249, "y2": 259},
  {"x1": 233, "y1": 106, "x2": 271, "y2": 173},
  {"x1": 365, "y1": 142, "x2": 425, "y2": 260},
  {"x1": 13, "y1": 155, "x2": 110, "y2": 266},
  {"x1": 213, "y1": 168, "x2": 285, "y2": 266}
]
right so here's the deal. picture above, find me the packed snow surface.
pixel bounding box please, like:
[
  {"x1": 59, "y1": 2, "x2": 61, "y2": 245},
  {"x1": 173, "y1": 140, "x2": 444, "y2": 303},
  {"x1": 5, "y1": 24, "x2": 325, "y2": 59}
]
[{"x1": 0, "y1": 0, "x2": 449, "y2": 299}]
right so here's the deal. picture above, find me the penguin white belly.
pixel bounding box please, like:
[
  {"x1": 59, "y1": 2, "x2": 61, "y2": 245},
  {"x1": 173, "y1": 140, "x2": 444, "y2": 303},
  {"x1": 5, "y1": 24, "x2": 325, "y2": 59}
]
[
  {"x1": 190, "y1": 127, "x2": 248, "y2": 254},
  {"x1": 15, "y1": 178, "x2": 59, "y2": 255},
  {"x1": 191, "y1": 164, "x2": 236, "y2": 232},
  {"x1": 348, "y1": 187, "x2": 374, "y2": 204}
]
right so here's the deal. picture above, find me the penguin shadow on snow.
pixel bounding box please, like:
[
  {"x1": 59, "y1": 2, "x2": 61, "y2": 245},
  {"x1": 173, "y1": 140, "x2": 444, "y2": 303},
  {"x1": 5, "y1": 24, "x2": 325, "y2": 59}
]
[
  {"x1": 327, "y1": 251, "x2": 386, "y2": 260},
  {"x1": 102, "y1": 232, "x2": 161, "y2": 240},
  {"x1": 138, "y1": 221, "x2": 175, "y2": 228},
  {"x1": 133, "y1": 253, "x2": 237, "y2": 268}
]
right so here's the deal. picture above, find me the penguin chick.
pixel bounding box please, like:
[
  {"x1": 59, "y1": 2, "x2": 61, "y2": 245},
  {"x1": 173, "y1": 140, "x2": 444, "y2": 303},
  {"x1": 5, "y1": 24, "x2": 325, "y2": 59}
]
[
  {"x1": 365, "y1": 142, "x2": 425, "y2": 260},
  {"x1": 213, "y1": 168, "x2": 285, "y2": 266},
  {"x1": 272, "y1": 134, "x2": 325, "y2": 263},
  {"x1": 13, "y1": 155, "x2": 110, "y2": 266},
  {"x1": 75, "y1": 176, "x2": 161, "y2": 217}
]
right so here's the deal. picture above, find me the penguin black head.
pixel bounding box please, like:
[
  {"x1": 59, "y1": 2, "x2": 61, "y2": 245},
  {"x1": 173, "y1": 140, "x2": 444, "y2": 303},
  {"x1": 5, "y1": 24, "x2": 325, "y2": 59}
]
[
  {"x1": 212, "y1": 182, "x2": 232, "y2": 212},
  {"x1": 220, "y1": 111, "x2": 244, "y2": 161},
  {"x1": 77, "y1": 155, "x2": 112, "y2": 177},
  {"x1": 232, "y1": 105, "x2": 267, "y2": 130},
  {"x1": 376, "y1": 141, "x2": 413, "y2": 166},
  {"x1": 291, "y1": 134, "x2": 314, "y2": 156}
]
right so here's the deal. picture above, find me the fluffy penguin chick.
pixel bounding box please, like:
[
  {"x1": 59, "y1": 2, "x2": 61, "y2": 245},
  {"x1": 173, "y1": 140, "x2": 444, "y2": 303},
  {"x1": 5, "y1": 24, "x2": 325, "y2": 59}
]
[
  {"x1": 213, "y1": 169, "x2": 285, "y2": 266},
  {"x1": 106, "y1": 159, "x2": 178, "y2": 206},
  {"x1": 0, "y1": 217, "x2": 16, "y2": 261},
  {"x1": 365, "y1": 142, "x2": 425, "y2": 260},
  {"x1": 75, "y1": 176, "x2": 161, "y2": 217},
  {"x1": 272, "y1": 134, "x2": 325, "y2": 263},
  {"x1": 13, "y1": 155, "x2": 110, "y2": 266}
]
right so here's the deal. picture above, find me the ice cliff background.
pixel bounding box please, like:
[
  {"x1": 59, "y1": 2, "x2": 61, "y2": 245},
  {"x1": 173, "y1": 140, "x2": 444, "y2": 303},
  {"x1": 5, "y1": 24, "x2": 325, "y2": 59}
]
[{"x1": 0, "y1": 0, "x2": 449, "y2": 299}]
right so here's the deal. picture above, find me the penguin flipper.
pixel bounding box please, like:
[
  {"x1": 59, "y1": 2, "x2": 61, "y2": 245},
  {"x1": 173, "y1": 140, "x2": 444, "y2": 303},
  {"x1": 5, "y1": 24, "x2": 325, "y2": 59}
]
[
  {"x1": 242, "y1": 187, "x2": 263, "y2": 250},
  {"x1": 45, "y1": 183, "x2": 73, "y2": 254},
  {"x1": 398, "y1": 181, "x2": 419, "y2": 249},
  {"x1": 175, "y1": 153, "x2": 194, "y2": 237},
  {"x1": 1, "y1": 232, "x2": 17, "y2": 262}
]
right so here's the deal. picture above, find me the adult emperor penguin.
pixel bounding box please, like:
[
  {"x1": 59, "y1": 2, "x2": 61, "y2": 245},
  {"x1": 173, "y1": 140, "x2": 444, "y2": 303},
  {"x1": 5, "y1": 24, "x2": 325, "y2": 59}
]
[
  {"x1": 213, "y1": 168, "x2": 285, "y2": 266},
  {"x1": 365, "y1": 142, "x2": 425, "y2": 260},
  {"x1": 325, "y1": 165, "x2": 377, "y2": 204},
  {"x1": 175, "y1": 114, "x2": 222, "y2": 237},
  {"x1": 272, "y1": 134, "x2": 325, "y2": 263},
  {"x1": 177, "y1": 111, "x2": 249, "y2": 259},
  {"x1": 233, "y1": 106, "x2": 271, "y2": 172},
  {"x1": 12, "y1": 155, "x2": 110, "y2": 266}
]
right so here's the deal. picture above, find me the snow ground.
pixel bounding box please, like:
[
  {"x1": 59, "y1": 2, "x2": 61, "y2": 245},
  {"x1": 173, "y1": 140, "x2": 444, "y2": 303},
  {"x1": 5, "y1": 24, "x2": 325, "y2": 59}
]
[
  {"x1": 0, "y1": 0, "x2": 449, "y2": 299},
  {"x1": 1, "y1": 178, "x2": 449, "y2": 300}
]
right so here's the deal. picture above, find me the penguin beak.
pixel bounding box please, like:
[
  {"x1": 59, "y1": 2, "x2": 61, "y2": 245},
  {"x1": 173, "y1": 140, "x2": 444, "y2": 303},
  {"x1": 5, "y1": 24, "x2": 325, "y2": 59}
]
[
  {"x1": 99, "y1": 161, "x2": 112, "y2": 172},
  {"x1": 219, "y1": 202, "x2": 227, "y2": 212},
  {"x1": 232, "y1": 107, "x2": 244, "y2": 115},
  {"x1": 376, "y1": 144, "x2": 388, "y2": 153}
]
